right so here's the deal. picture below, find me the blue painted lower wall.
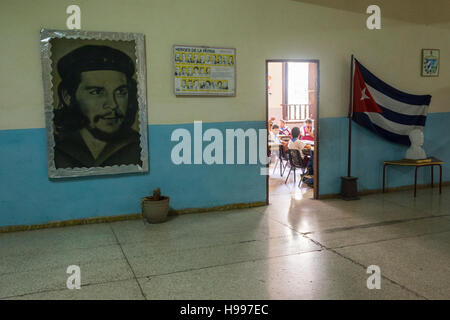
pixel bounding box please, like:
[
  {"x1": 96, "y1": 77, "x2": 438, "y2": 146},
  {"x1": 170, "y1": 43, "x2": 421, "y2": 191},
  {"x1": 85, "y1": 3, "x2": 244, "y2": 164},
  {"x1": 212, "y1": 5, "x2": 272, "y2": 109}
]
[
  {"x1": 1, "y1": 114, "x2": 449, "y2": 227},
  {"x1": 0, "y1": 121, "x2": 267, "y2": 227},
  {"x1": 319, "y1": 112, "x2": 450, "y2": 195}
]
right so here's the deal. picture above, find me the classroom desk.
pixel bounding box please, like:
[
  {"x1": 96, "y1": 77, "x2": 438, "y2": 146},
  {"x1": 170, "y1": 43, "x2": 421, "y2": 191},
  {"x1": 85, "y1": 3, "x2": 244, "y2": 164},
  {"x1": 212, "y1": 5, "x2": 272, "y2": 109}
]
[
  {"x1": 300, "y1": 140, "x2": 314, "y2": 145},
  {"x1": 382, "y1": 157, "x2": 443, "y2": 197},
  {"x1": 268, "y1": 142, "x2": 281, "y2": 151},
  {"x1": 279, "y1": 135, "x2": 290, "y2": 142},
  {"x1": 277, "y1": 137, "x2": 314, "y2": 145}
]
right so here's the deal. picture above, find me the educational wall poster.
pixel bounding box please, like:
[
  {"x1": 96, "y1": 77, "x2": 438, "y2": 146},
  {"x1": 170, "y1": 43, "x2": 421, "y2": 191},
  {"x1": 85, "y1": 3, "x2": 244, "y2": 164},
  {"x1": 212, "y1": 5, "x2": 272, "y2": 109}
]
[{"x1": 173, "y1": 45, "x2": 236, "y2": 96}]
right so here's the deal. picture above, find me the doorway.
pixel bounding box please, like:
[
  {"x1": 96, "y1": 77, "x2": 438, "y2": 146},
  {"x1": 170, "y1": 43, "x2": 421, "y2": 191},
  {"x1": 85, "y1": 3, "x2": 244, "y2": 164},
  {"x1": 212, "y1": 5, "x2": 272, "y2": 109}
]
[{"x1": 265, "y1": 60, "x2": 320, "y2": 202}]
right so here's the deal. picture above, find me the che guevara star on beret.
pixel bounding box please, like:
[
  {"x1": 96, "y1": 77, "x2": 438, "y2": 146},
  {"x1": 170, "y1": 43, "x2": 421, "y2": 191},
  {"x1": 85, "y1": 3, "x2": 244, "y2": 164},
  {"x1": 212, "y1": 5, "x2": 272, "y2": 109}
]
[{"x1": 57, "y1": 45, "x2": 135, "y2": 79}]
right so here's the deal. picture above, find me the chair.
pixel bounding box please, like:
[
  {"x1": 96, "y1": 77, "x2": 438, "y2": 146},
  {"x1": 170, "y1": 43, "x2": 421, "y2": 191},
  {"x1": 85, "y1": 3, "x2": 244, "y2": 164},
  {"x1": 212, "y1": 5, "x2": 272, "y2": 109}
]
[
  {"x1": 285, "y1": 149, "x2": 309, "y2": 187},
  {"x1": 273, "y1": 144, "x2": 289, "y2": 176}
]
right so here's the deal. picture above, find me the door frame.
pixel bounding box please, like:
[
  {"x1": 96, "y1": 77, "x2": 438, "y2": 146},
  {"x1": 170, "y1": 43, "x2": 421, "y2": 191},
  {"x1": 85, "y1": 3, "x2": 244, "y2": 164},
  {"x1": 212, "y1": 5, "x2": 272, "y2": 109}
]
[{"x1": 265, "y1": 59, "x2": 320, "y2": 202}]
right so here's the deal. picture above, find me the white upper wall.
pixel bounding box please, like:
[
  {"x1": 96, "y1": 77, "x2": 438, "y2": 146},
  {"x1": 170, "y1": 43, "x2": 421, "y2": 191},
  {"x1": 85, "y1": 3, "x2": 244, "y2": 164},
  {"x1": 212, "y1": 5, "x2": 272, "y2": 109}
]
[{"x1": 0, "y1": 0, "x2": 449, "y2": 130}]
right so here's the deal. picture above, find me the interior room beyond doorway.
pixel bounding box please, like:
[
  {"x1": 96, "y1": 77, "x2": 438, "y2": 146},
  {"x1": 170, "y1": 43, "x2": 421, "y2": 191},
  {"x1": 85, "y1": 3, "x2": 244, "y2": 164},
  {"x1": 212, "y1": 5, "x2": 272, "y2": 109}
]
[{"x1": 267, "y1": 60, "x2": 319, "y2": 201}]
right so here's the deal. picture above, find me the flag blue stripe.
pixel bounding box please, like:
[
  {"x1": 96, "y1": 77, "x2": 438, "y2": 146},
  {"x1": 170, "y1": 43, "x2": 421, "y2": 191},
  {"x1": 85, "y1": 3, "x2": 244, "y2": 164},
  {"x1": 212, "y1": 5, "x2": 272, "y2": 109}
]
[
  {"x1": 378, "y1": 105, "x2": 427, "y2": 126},
  {"x1": 353, "y1": 112, "x2": 411, "y2": 145},
  {"x1": 356, "y1": 59, "x2": 432, "y2": 106}
]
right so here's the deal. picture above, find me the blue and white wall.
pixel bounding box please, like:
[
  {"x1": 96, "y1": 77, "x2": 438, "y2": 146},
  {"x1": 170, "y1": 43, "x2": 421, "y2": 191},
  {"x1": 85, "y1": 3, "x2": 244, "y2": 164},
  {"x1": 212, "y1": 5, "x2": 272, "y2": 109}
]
[
  {"x1": 320, "y1": 113, "x2": 450, "y2": 195},
  {"x1": 1, "y1": 0, "x2": 449, "y2": 227},
  {"x1": 0, "y1": 122, "x2": 267, "y2": 227}
]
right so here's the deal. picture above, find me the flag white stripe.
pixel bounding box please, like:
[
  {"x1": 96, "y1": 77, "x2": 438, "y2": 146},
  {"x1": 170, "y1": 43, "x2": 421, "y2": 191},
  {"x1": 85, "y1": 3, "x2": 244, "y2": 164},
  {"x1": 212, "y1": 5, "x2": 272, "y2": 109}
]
[
  {"x1": 365, "y1": 112, "x2": 424, "y2": 136},
  {"x1": 366, "y1": 84, "x2": 428, "y2": 116}
]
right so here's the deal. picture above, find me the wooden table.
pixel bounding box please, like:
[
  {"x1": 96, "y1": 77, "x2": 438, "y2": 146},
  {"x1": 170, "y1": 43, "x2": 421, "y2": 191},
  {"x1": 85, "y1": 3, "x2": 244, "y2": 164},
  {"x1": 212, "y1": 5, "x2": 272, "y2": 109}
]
[
  {"x1": 382, "y1": 157, "x2": 443, "y2": 197},
  {"x1": 300, "y1": 140, "x2": 315, "y2": 145}
]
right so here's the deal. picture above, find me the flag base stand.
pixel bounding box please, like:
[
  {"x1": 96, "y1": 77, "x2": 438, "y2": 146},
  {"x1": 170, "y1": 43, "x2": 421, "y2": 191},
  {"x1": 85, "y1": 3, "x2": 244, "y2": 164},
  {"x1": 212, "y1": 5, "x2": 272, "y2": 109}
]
[{"x1": 340, "y1": 176, "x2": 360, "y2": 201}]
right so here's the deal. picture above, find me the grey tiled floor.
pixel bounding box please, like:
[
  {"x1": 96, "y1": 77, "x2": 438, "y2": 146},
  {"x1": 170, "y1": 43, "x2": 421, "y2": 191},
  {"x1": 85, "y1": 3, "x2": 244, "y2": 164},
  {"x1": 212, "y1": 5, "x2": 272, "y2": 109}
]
[{"x1": 1, "y1": 183, "x2": 449, "y2": 299}]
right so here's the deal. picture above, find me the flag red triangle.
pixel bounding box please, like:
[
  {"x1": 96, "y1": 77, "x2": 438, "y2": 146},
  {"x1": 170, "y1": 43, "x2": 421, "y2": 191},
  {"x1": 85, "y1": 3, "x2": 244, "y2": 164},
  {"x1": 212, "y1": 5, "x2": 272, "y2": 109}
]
[{"x1": 353, "y1": 63, "x2": 382, "y2": 113}]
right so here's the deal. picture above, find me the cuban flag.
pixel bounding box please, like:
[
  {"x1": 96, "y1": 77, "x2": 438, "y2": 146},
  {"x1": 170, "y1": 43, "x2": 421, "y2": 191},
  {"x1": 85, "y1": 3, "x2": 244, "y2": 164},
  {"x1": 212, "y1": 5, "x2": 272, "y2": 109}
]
[{"x1": 352, "y1": 59, "x2": 432, "y2": 145}]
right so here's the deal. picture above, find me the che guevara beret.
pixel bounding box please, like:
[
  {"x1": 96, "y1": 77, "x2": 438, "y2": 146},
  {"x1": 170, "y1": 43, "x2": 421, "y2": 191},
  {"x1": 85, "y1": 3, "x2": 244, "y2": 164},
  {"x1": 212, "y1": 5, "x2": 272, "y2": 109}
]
[{"x1": 57, "y1": 45, "x2": 135, "y2": 79}]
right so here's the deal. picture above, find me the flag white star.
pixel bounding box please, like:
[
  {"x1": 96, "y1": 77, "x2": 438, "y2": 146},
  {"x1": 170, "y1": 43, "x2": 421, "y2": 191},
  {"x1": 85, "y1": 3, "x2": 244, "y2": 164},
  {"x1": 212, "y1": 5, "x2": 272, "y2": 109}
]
[{"x1": 361, "y1": 88, "x2": 370, "y2": 101}]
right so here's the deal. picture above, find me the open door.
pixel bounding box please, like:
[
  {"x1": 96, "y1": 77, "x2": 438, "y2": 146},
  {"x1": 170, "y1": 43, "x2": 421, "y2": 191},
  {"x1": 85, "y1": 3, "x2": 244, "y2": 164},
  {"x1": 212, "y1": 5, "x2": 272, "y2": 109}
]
[{"x1": 266, "y1": 59, "x2": 320, "y2": 203}]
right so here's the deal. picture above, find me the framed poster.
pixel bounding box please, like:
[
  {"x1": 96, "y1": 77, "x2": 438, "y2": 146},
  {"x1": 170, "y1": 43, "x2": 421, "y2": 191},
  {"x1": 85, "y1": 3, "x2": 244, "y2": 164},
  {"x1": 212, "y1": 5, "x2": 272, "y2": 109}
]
[
  {"x1": 173, "y1": 45, "x2": 236, "y2": 96},
  {"x1": 40, "y1": 29, "x2": 149, "y2": 178},
  {"x1": 422, "y1": 49, "x2": 440, "y2": 77}
]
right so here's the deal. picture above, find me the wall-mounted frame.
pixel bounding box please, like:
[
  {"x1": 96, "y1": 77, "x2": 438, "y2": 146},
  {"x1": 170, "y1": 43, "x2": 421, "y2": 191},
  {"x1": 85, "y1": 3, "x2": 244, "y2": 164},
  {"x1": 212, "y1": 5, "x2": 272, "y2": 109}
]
[
  {"x1": 40, "y1": 29, "x2": 149, "y2": 178},
  {"x1": 422, "y1": 49, "x2": 440, "y2": 77},
  {"x1": 173, "y1": 45, "x2": 236, "y2": 96}
]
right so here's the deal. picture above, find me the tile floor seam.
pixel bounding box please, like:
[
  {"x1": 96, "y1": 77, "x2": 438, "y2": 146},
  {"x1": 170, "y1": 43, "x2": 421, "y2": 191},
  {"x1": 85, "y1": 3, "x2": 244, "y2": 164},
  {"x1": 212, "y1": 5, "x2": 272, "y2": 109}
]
[
  {"x1": 380, "y1": 194, "x2": 448, "y2": 212},
  {"x1": 329, "y1": 248, "x2": 429, "y2": 300},
  {"x1": 252, "y1": 208, "x2": 312, "y2": 234},
  {"x1": 328, "y1": 229, "x2": 450, "y2": 250},
  {"x1": 119, "y1": 234, "x2": 303, "y2": 260},
  {"x1": 253, "y1": 205, "x2": 450, "y2": 256},
  {"x1": 0, "y1": 277, "x2": 136, "y2": 300},
  {"x1": 0, "y1": 242, "x2": 122, "y2": 261},
  {"x1": 0, "y1": 255, "x2": 129, "y2": 277},
  {"x1": 259, "y1": 206, "x2": 449, "y2": 237},
  {"x1": 114, "y1": 232, "x2": 294, "y2": 249},
  {"x1": 253, "y1": 208, "x2": 429, "y2": 300},
  {"x1": 257, "y1": 212, "x2": 310, "y2": 237},
  {"x1": 432, "y1": 213, "x2": 450, "y2": 218},
  {"x1": 135, "y1": 248, "x2": 324, "y2": 280},
  {"x1": 258, "y1": 203, "x2": 349, "y2": 227},
  {"x1": 2, "y1": 186, "x2": 447, "y2": 299},
  {"x1": 109, "y1": 224, "x2": 147, "y2": 300},
  {"x1": 303, "y1": 214, "x2": 450, "y2": 235},
  {"x1": 303, "y1": 235, "x2": 429, "y2": 300}
]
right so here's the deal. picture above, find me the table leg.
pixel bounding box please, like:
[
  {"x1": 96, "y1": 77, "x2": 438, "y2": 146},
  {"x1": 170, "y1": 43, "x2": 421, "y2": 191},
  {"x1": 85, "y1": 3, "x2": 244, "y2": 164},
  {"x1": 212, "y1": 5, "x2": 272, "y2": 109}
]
[
  {"x1": 431, "y1": 166, "x2": 434, "y2": 188},
  {"x1": 383, "y1": 164, "x2": 387, "y2": 193},
  {"x1": 439, "y1": 165, "x2": 442, "y2": 194},
  {"x1": 414, "y1": 167, "x2": 418, "y2": 198}
]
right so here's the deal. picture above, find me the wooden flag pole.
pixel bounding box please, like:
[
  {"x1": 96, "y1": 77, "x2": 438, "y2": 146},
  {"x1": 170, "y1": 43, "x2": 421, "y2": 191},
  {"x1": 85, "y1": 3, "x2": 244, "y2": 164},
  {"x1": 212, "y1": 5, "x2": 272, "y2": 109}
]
[{"x1": 340, "y1": 54, "x2": 359, "y2": 200}]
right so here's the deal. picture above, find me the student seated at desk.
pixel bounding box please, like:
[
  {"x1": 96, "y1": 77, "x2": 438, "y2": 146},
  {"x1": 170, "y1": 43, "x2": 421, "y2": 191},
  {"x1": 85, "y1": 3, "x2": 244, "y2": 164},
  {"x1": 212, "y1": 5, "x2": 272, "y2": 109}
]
[
  {"x1": 279, "y1": 120, "x2": 291, "y2": 136},
  {"x1": 300, "y1": 119, "x2": 314, "y2": 141},
  {"x1": 288, "y1": 127, "x2": 314, "y2": 174},
  {"x1": 288, "y1": 127, "x2": 305, "y2": 154},
  {"x1": 269, "y1": 125, "x2": 282, "y2": 144},
  {"x1": 268, "y1": 117, "x2": 276, "y2": 131}
]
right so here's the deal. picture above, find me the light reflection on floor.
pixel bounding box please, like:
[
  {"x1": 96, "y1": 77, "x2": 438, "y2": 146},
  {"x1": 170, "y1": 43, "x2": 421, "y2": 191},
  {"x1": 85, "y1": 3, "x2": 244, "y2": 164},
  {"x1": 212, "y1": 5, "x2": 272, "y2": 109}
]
[
  {"x1": 1, "y1": 176, "x2": 449, "y2": 299},
  {"x1": 268, "y1": 161, "x2": 313, "y2": 201}
]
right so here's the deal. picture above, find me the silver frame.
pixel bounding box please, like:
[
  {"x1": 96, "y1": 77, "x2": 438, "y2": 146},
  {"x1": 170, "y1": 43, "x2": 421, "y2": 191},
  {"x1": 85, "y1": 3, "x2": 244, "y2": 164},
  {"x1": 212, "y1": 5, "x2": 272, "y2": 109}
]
[
  {"x1": 40, "y1": 29, "x2": 149, "y2": 178},
  {"x1": 173, "y1": 44, "x2": 236, "y2": 97}
]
